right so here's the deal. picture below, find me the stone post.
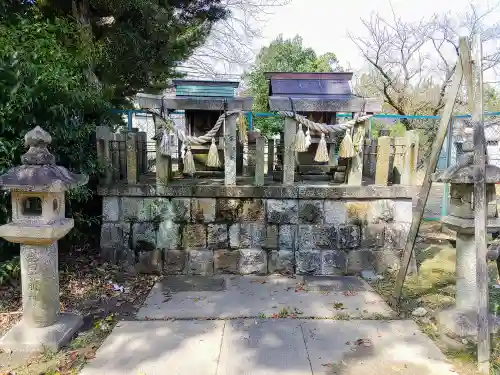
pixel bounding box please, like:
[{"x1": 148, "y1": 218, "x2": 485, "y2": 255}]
[
  {"x1": 254, "y1": 134, "x2": 265, "y2": 186},
  {"x1": 283, "y1": 118, "x2": 296, "y2": 185},
  {"x1": 267, "y1": 139, "x2": 275, "y2": 176},
  {"x1": 375, "y1": 136, "x2": 391, "y2": 185},
  {"x1": 156, "y1": 138, "x2": 171, "y2": 186},
  {"x1": 126, "y1": 132, "x2": 138, "y2": 184},
  {"x1": 0, "y1": 126, "x2": 88, "y2": 352},
  {"x1": 401, "y1": 130, "x2": 419, "y2": 185},
  {"x1": 347, "y1": 123, "x2": 365, "y2": 185},
  {"x1": 96, "y1": 126, "x2": 112, "y2": 185},
  {"x1": 224, "y1": 113, "x2": 237, "y2": 185}
]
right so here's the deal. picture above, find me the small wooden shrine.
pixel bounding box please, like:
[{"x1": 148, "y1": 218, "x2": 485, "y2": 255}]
[
  {"x1": 265, "y1": 72, "x2": 382, "y2": 181},
  {"x1": 163, "y1": 79, "x2": 253, "y2": 177}
]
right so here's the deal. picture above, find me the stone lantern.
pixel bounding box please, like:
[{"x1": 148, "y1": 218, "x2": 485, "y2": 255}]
[
  {"x1": 433, "y1": 158, "x2": 500, "y2": 339},
  {"x1": 0, "y1": 126, "x2": 88, "y2": 352}
]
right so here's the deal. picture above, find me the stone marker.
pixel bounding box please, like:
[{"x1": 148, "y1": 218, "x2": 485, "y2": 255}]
[{"x1": 0, "y1": 126, "x2": 88, "y2": 352}]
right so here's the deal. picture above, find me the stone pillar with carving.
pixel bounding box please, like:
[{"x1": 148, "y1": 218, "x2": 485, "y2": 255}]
[{"x1": 0, "y1": 126, "x2": 88, "y2": 352}]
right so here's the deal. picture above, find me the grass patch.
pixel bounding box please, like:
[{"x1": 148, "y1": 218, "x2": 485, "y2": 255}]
[{"x1": 369, "y1": 242, "x2": 500, "y2": 374}]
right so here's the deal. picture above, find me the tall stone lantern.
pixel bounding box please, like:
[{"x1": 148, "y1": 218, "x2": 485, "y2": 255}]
[
  {"x1": 0, "y1": 126, "x2": 88, "y2": 352},
  {"x1": 433, "y1": 158, "x2": 500, "y2": 339}
]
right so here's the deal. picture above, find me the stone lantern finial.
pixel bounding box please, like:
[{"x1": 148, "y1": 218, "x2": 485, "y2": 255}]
[{"x1": 21, "y1": 126, "x2": 55, "y2": 165}]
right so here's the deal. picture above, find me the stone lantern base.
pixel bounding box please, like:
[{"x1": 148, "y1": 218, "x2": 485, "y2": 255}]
[
  {"x1": 0, "y1": 313, "x2": 82, "y2": 352},
  {"x1": 437, "y1": 308, "x2": 499, "y2": 340}
]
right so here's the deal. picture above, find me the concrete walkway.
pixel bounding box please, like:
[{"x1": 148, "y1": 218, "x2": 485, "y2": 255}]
[{"x1": 80, "y1": 276, "x2": 457, "y2": 375}]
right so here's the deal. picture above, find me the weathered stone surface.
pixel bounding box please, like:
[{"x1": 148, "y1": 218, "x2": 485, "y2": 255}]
[
  {"x1": 216, "y1": 198, "x2": 242, "y2": 221},
  {"x1": 393, "y1": 200, "x2": 413, "y2": 223},
  {"x1": 187, "y1": 250, "x2": 214, "y2": 275},
  {"x1": 240, "y1": 199, "x2": 265, "y2": 221},
  {"x1": 191, "y1": 198, "x2": 216, "y2": 223},
  {"x1": 238, "y1": 249, "x2": 267, "y2": 275},
  {"x1": 132, "y1": 222, "x2": 156, "y2": 251},
  {"x1": 361, "y1": 224, "x2": 385, "y2": 248},
  {"x1": 385, "y1": 223, "x2": 410, "y2": 249},
  {"x1": 279, "y1": 225, "x2": 297, "y2": 250},
  {"x1": 264, "y1": 225, "x2": 279, "y2": 249},
  {"x1": 101, "y1": 222, "x2": 125, "y2": 254},
  {"x1": 296, "y1": 249, "x2": 321, "y2": 275},
  {"x1": 102, "y1": 197, "x2": 120, "y2": 222},
  {"x1": 322, "y1": 250, "x2": 347, "y2": 275},
  {"x1": 230, "y1": 223, "x2": 265, "y2": 248},
  {"x1": 207, "y1": 224, "x2": 229, "y2": 248},
  {"x1": 157, "y1": 220, "x2": 181, "y2": 250},
  {"x1": 324, "y1": 200, "x2": 347, "y2": 225},
  {"x1": 374, "y1": 249, "x2": 402, "y2": 273},
  {"x1": 338, "y1": 225, "x2": 361, "y2": 249},
  {"x1": 170, "y1": 198, "x2": 191, "y2": 222},
  {"x1": 164, "y1": 250, "x2": 186, "y2": 274},
  {"x1": 136, "y1": 250, "x2": 162, "y2": 274},
  {"x1": 345, "y1": 202, "x2": 369, "y2": 224},
  {"x1": 267, "y1": 250, "x2": 294, "y2": 275},
  {"x1": 367, "y1": 200, "x2": 394, "y2": 223},
  {"x1": 347, "y1": 249, "x2": 376, "y2": 273},
  {"x1": 298, "y1": 200, "x2": 324, "y2": 224},
  {"x1": 214, "y1": 249, "x2": 240, "y2": 274},
  {"x1": 182, "y1": 224, "x2": 207, "y2": 249},
  {"x1": 267, "y1": 199, "x2": 298, "y2": 224},
  {"x1": 122, "y1": 197, "x2": 144, "y2": 221},
  {"x1": 298, "y1": 225, "x2": 337, "y2": 249}
]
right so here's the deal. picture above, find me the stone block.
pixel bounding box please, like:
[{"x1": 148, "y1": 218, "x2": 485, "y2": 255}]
[
  {"x1": 230, "y1": 223, "x2": 265, "y2": 248},
  {"x1": 345, "y1": 202, "x2": 369, "y2": 224},
  {"x1": 157, "y1": 220, "x2": 181, "y2": 250},
  {"x1": 170, "y1": 198, "x2": 191, "y2": 222},
  {"x1": 298, "y1": 200, "x2": 324, "y2": 224},
  {"x1": 324, "y1": 201, "x2": 347, "y2": 225},
  {"x1": 267, "y1": 199, "x2": 298, "y2": 224},
  {"x1": 207, "y1": 224, "x2": 229, "y2": 249},
  {"x1": 374, "y1": 249, "x2": 402, "y2": 273},
  {"x1": 322, "y1": 250, "x2": 347, "y2": 275},
  {"x1": 240, "y1": 199, "x2": 265, "y2": 221},
  {"x1": 367, "y1": 200, "x2": 394, "y2": 223},
  {"x1": 214, "y1": 249, "x2": 240, "y2": 274},
  {"x1": 279, "y1": 225, "x2": 297, "y2": 250},
  {"x1": 338, "y1": 225, "x2": 361, "y2": 249},
  {"x1": 164, "y1": 250, "x2": 186, "y2": 274},
  {"x1": 385, "y1": 223, "x2": 410, "y2": 249},
  {"x1": 132, "y1": 222, "x2": 156, "y2": 251},
  {"x1": 264, "y1": 225, "x2": 279, "y2": 249},
  {"x1": 102, "y1": 197, "x2": 120, "y2": 221},
  {"x1": 347, "y1": 249, "x2": 376, "y2": 273},
  {"x1": 393, "y1": 200, "x2": 413, "y2": 223},
  {"x1": 187, "y1": 250, "x2": 214, "y2": 275},
  {"x1": 298, "y1": 225, "x2": 337, "y2": 249},
  {"x1": 268, "y1": 250, "x2": 294, "y2": 275},
  {"x1": 296, "y1": 249, "x2": 321, "y2": 275},
  {"x1": 182, "y1": 224, "x2": 207, "y2": 249},
  {"x1": 191, "y1": 198, "x2": 216, "y2": 223},
  {"x1": 361, "y1": 224, "x2": 385, "y2": 248},
  {"x1": 216, "y1": 198, "x2": 243, "y2": 221},
  {"x1": 136, "y1": 250, "x2": 163, "y2": 274},
  {"x1": 238, "y1": 249, "x2": 267, "y2": 275},
  {"x1": 100, "y1": 222, "x2": 125, "y2": 252},
  {"x1": 122, "y1": 197, "x2": 144, "y2": 221}
]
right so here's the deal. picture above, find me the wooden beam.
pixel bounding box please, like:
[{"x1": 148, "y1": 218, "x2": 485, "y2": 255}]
[
  {"x1": 390, "y1": 37, "x2": 466, "y2": 306},
  {"x1": 471, "y1": 33, "x2": 490, "y2": 374}
]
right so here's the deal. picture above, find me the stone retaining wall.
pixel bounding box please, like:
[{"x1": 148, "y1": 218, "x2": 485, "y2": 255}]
[{"x1": 99, "y1": 185, "x2": 415, "y2": 276}]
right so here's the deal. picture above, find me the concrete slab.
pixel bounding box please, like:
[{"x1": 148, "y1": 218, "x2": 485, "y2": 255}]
[
  {"x1": 0, "y1": 313, "x2": 82, "y2": 352},
  {"x1": 302, "y1": 320, "x2": 456, "y2": 375},
  {"x1": 137, "y1": 276, "x2": 393, "y2": 320},
  {"x1": 79, "y1": 320, "x2": 224, "y2": 375},
  {"x1": 217, "y1": 319, "x2": 311, "y2": 375}
]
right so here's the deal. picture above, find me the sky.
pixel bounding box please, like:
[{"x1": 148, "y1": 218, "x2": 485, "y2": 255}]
[{"x1": 252, "y1": 0, "x2": 500, "y2": 82}]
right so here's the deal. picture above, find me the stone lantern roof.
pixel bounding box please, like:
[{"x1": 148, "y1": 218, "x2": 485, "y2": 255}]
[
  {"x1": 0, "y1": 126, "x2": 88, "y2": 192},
  {"x1": 433, "y1": 162, "x2": 500, "y2": 184}
]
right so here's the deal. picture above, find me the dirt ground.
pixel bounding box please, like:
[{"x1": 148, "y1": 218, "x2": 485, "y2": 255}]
[{"x1": 0, "y1": 245, "x2": 157, "y2": 375}]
